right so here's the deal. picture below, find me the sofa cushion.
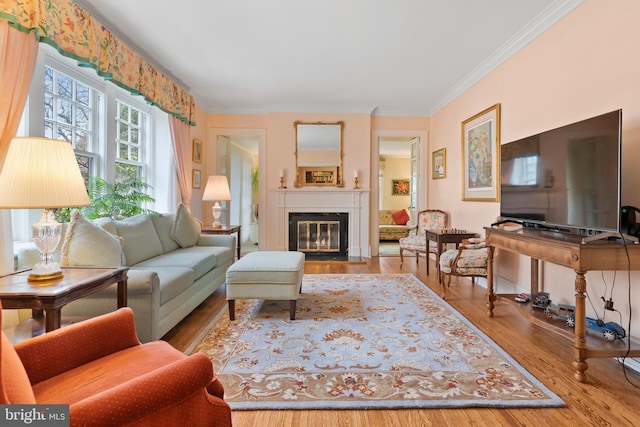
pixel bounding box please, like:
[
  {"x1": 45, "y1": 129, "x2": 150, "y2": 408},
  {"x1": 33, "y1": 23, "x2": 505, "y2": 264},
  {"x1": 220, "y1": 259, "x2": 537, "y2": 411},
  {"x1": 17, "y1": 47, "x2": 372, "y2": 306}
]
[
  {"x1": 61, "y1": 210, "x2": 123, "y2": 267},
  {"x1": 150, "y1": 213, "x2": 180, "y2": 253},
  {"x1": 134, "y1": 246, "x2": 232, "y2": 280},
  {"x1": 133, "y1": 267, "x2": 194, "y2": 305},
  {"x1": 115, "y1": 215, "x2": 164, "y2": 266},
  {"x1": 170, "y1": 203, "x2": 202, "y2": 248},
  {"x1": 392, "y1": 209, "x2": 410, "y2": 225}
]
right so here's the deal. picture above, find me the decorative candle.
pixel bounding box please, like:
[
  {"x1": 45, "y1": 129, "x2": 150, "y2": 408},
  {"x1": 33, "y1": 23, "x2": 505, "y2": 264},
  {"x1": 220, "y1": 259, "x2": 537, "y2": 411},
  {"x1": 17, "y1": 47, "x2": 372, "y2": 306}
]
[
  {"x1": 353, "y1": 169, "x2": 358, "y2": 178},
  {"x1": 279, "y1": 169, "x2": 284, "y2": 178}
]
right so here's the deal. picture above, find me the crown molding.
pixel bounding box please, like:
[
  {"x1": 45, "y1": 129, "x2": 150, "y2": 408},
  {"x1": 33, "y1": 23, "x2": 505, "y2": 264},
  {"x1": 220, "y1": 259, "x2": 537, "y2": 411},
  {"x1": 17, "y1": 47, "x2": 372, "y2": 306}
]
[{"x1": 429, "y1": 0, "x2": 584, "y2": 115}]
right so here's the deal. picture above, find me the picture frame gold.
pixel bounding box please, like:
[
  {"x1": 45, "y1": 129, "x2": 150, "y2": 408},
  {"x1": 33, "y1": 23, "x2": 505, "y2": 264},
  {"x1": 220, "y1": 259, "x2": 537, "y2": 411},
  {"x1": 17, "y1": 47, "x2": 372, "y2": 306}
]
[
  {"x1": 192, "y1": 138, "x2": 203, "y2": 163},
  {"x1": 192, "y1": 169, "x2": 201, "y2": 189},
  {"x1": 391, "y1": 179, "x2": 410, "y2": 196},
  {"x1": 461, "y1": 104, "x2": 501, "y2": 201},
  {"x1": 432, "y1": 148, "x2": 446, "y2": 179}
]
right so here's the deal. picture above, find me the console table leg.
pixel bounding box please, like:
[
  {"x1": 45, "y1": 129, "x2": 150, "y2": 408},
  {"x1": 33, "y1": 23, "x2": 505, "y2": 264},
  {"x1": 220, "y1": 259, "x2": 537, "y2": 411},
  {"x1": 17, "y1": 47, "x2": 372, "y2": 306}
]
[
  {"x1": 486, "y1": 246, "x2": 495, "y2": 317},
  {"x1": 573, "y1": 271, "x2": 588, "y2": 382}
]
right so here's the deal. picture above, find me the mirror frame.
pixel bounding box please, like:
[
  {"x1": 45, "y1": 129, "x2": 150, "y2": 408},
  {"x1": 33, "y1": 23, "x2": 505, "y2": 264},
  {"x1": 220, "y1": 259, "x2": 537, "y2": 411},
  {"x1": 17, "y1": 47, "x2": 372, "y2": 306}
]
[{"x1": 293, "y1": 121, "x2": 344, "y2": 188}]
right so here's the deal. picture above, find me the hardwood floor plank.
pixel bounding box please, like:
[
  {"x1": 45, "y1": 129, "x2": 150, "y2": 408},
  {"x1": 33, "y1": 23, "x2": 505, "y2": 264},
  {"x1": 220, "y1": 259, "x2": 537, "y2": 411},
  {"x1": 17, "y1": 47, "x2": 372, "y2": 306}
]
[{"x1": 164, "y1": 255, "x2": 640, "y2": 427}]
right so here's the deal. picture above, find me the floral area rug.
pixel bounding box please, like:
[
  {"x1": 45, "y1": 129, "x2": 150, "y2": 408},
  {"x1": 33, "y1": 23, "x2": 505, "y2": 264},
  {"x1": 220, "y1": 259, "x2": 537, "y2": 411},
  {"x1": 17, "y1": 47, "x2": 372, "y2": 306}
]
[{"x1": 187, "y1": 274, "x2": 564, "y2": 410}]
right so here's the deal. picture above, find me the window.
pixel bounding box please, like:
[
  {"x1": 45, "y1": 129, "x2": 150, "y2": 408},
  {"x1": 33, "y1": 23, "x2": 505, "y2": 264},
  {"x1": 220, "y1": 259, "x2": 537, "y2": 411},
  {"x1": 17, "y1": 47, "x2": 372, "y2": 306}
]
[
  {"x1": 115, "y1": 100, "x2": 147, "y2": 182},
  {"x1": 43, "y1": 65, "x2": 99, "y2": 183}
]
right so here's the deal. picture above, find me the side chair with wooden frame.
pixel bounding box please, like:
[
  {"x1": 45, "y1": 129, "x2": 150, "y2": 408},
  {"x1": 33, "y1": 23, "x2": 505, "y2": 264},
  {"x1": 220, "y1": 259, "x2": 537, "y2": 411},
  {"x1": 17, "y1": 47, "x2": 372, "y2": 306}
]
[{"x1": 399, "y1": 209, "x2": 449, "y2": 274}]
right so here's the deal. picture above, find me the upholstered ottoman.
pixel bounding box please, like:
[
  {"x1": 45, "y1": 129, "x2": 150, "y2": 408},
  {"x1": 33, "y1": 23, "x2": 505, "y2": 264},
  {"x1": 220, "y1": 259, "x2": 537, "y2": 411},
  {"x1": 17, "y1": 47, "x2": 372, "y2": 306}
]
[{"x1": 226, "y1": 251, "x2": 305, "y2": 320}]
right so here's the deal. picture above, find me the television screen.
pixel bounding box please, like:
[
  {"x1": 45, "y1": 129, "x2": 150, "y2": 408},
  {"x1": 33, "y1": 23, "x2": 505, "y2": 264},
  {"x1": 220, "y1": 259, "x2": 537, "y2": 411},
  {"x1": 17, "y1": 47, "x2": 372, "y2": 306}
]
[{"x1": 500, "y1": 110, "x2": 621, "y2": 234}]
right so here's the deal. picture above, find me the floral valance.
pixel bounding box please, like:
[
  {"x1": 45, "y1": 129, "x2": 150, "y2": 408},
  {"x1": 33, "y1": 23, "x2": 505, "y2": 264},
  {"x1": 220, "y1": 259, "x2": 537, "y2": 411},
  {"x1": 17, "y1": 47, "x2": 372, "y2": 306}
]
[{"x1": 0, "y1": 0, "x2": 196, "y2": 125}]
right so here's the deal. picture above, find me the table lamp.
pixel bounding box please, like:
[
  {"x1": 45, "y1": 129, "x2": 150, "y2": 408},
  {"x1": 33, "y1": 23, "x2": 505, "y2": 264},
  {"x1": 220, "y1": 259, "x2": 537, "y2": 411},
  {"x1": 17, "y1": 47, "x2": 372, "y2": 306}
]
[
  {"x1": 202, "y1": 175, "x2": 231, "y2": 229},
  {"x1": 0, "y1": 137, "x2": 91, "y2": 281}
]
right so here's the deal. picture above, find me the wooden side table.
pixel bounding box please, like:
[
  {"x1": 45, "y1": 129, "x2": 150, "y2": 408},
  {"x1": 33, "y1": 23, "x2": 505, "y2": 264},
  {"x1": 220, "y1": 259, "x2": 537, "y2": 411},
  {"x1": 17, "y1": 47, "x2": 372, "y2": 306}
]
[
  {"x1": 0, "y1": 266, "x2": 128, "y2": 333},
  {"x1": 425, "y1": 229, "x2": 478, "y2": 282},
  {"x1": 202, "y1": 225, "x2": 242, "y2": 260}
]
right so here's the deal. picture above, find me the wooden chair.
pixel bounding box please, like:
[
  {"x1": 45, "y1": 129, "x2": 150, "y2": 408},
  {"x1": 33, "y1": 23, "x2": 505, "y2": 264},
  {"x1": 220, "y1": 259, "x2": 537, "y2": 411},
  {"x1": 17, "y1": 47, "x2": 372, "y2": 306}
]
[
  {"x1": 399, "y1": 209, "x2": 448, "y2": 273},
  {"x1": 438, "y1": 237, "x2": 490, "y2": 299}
]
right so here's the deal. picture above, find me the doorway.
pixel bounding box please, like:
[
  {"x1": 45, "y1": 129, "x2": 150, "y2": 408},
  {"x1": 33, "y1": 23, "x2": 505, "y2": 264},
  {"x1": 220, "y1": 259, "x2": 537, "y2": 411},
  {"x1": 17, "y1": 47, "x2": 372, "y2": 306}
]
[
  {"x1": 371, "y1": 130, "x2": 427, "y2": 257},
  {"x1": 210, "y1": 129, "x2": 266, "y2": 255}
]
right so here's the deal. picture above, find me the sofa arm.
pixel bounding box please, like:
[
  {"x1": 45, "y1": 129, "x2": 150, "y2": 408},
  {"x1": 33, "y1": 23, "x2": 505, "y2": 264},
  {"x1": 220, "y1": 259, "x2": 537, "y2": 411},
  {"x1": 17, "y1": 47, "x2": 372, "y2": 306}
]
[
  {"x1": 197, "y1": 234, "x2": 235, "y2": 250},
  {"x1": 15, "y1": 308, "x2": 140, "y2": 385},
  {"x1": 69, "y1": 352, "x2": 228, "y2": 427}
]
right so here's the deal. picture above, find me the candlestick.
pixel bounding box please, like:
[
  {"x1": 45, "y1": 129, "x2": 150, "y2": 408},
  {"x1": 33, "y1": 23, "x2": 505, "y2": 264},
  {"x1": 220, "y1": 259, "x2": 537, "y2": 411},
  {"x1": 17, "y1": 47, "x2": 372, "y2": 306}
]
[
  {"x1": 279, "y1": 176, "x2": 285, "y2": 189},
  {"x1": 353, "y1": 177, "x2": 360, "y2": 189},
  {"x1": 279, "y1": 169, "x2": 284, "y2": 178},
  {"x1": 353, "y1": 169, "x2": 358, "y2": 178}
]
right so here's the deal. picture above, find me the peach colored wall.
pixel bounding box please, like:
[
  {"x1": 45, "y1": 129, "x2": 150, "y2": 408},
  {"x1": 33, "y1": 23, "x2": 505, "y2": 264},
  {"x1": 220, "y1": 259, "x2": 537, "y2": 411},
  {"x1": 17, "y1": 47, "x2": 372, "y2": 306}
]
[
  {"x1": 188, "y1": 106, "x2": 209, "y2": 219},
  {"x1": 429, "y1": 0, "x2": 640, "y2": 334}
]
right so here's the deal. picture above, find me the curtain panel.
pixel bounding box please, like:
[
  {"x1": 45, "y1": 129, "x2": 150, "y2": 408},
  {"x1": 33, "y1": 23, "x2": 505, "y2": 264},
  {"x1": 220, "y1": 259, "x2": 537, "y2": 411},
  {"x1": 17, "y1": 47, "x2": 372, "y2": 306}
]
[{"x1": 0, "y1": 0, "x2": 196, "y2": 126}]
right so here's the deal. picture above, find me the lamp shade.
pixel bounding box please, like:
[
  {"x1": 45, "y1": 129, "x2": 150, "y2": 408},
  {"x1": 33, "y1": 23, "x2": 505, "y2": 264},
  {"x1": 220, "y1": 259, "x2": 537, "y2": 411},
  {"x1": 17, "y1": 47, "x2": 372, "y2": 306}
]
[
  {"x1": 0, "y1": 137, "x2": 90, "y2": 208},
  {"x1": 202, "y1": 175, "x2": 231, "y2": 201}
]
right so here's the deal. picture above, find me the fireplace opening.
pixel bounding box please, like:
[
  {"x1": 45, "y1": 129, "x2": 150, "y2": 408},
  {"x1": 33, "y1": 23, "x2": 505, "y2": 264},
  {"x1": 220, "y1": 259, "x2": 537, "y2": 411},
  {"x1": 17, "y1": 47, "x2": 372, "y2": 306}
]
[{"x1": 289, "y1": 212, "x2": 348, "y2": 260}]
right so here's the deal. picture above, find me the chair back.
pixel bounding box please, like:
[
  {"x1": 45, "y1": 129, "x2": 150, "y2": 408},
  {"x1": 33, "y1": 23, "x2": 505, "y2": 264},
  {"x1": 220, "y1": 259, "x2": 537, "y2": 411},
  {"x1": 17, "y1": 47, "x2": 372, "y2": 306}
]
[
  {"x1": 0, "y1": 302, "x2": 37, "y2": 404},
  {"x1": 416, "y1": 209, "x2": 448, "y2": 234}
]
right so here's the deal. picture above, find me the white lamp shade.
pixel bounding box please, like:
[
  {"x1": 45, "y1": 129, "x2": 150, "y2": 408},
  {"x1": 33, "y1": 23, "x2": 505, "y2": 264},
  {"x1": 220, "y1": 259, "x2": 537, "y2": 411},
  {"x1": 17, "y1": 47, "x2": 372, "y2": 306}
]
[
  {"x1": 202, "y1": 175, "x2": 231, "y2": 201},
  {"x1": 0, "y1": 137, "x2": 90, "y2": 208}
]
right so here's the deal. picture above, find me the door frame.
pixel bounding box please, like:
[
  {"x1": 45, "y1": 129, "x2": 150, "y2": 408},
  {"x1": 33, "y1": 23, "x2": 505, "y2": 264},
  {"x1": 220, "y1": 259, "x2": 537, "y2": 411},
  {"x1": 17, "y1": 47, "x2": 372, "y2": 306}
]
[{"x1": 371, "y1": 129, "x2": 428, "y2": 256}]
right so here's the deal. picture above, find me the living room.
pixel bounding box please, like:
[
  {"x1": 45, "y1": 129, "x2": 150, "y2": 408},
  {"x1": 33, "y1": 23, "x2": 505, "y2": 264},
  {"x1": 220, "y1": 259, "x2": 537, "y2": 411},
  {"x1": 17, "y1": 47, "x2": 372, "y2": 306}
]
[{"x1": 2, "y1": 0, "x2": 640, "y2": 425}]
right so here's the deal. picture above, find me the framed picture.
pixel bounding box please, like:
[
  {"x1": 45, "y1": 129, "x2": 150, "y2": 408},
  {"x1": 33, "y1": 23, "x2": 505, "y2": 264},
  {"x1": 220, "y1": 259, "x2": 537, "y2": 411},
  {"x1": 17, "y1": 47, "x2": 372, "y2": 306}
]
[
  {"x1": 391, "y1": 179, "x2": 410, "y2": 196},
  {"x1": 461, "y1": 104, "x2": 501, "y2": 201},
  {"x1": 432, "y1": 148, "x2": 446, "y2": 179},
  {"x1": 192, "y1": 138, "x2": 203, "y2": 163},
  {"x1": 192, "y1": 169, "x2": 201, "y2": 189}
]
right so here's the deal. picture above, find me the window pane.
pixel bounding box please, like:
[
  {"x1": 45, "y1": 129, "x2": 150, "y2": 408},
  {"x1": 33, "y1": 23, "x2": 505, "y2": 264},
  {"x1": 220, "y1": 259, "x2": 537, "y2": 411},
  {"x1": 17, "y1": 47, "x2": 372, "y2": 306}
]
[
  {"x1": 57, "y1": 126, "x2": 72, "y2": 143},
  {"x1": 75, "y1": 154, "x2": 91, "y2": 186},
  {"x1": 119, "y1": 143, "x2": 128, "y2": 159},
  {"x1": 76, "y1": 105, "x2": 90, "y2": 130},
  {"x1": 131, "y1": 146, "x2": 138, "y2": 161},
  {"x1": 120, "y1": 123, "x2": 129, "y2": 142},
  {"x1": 57, "y1": 99, "x2": 73, "y2": 124},
  {"x1": 115, "y1": 162, "x2": 139, "y2": 182},
  {"x1": 56, "y1": 73, "x2": 73, "y2": 99},
  {"x1": 131, "y1": 128, "x2": 138, "y2": 144},
  {"x1": 44, "y1": 121, "x2": 53, "y2": 138},
  {"x1": 76, "y1": 82, "x2": 90, "y2": 106},
  {"x1": 119, "y1": 104, "x2": 129, "y2": 120},
  {"x1": 44, "y1": 66, "x2": 53, "y2": 93},
  {"x1": 131, "y1": 109, "x2": 139, "y2": 125},
  {"x1": 44, "y1": 95, "x2": 53, "y2": 119},
  {"x1": 75, "y1": 129, "x2": 88, "y2": 151}
]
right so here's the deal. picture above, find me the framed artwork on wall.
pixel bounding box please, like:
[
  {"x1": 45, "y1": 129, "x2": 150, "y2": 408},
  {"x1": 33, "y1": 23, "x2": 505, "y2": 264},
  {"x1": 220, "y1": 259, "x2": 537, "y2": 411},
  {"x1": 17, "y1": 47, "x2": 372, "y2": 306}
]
[
  {"x1": 391, "y1": 179, "x2": 410, "y2": 196},
  {"x1": 192, "y1": 169, "x2": 201, "y2": 189},
  {"x1": 432, "y1": 148, "x2": 446, "y2": 179},
  {"x1": 461, "y1": 103, "x2": 501, "y2": 201},
  {"x1": 193, "y1": 138, "x2": 203, "y2": 163}
]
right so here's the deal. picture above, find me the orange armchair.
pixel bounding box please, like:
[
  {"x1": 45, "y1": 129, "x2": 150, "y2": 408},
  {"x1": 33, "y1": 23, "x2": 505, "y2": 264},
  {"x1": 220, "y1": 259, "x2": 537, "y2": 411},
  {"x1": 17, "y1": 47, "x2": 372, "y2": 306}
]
[{"x1": 1, "y1": 304, "x2": 231, "y2": 427}]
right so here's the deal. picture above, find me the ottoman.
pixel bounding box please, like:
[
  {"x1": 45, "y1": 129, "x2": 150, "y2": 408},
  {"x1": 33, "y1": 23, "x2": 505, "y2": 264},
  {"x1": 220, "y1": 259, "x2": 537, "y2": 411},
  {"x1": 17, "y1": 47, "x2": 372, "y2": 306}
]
[{"x1": 226, "y1": 251, "x2": 305, "y2": 320}]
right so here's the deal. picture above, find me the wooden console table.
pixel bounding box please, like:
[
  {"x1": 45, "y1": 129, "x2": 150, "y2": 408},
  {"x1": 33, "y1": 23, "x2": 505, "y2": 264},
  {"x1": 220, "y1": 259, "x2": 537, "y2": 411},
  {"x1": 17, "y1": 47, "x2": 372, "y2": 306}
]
[
  {"x1": 0, "y1": 267, "x2": 128, "y2": 333},
  {"x1": 425, "y1": 229, "x2": 477, "y2": 281},
  {"x1": 485, "y1": 226, "x2": 640, "y2": 382},
  {"x1": 202, "y1": 225, "x2": 242, "y2": 260}
]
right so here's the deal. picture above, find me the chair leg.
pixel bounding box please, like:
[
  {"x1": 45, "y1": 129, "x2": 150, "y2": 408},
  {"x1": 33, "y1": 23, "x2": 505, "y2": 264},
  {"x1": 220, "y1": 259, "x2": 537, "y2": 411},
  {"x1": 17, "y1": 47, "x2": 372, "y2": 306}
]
[
  {"x1": 426, "y1": 252, "x2": 430, "y2": 274},
  {"x1": 415, "y1": 251, "x2": 419, "y2": 265},
  {"x1": 399, "y1": 247, "x2": 404, "y2": 266},
  {"x1": 440, "y1": 274, "x2": 451, "y2": 299}
]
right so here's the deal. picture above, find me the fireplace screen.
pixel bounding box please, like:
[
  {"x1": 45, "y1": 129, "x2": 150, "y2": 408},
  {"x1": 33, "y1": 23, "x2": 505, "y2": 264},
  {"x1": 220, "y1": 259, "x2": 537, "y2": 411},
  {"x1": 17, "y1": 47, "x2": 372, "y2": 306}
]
[
  {"x1": 289, "y1": 212, "x2": 348, "y2": 259},
  {"x1": 297, "y1": 221, "x2": 340, "y2": 253}
]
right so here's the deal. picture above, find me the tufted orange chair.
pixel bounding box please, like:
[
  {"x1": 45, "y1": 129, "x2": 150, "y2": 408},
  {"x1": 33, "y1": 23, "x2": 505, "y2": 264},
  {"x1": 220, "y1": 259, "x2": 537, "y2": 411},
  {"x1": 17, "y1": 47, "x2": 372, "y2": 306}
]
[{"x1": 0, "y1": 303, "x2": 231, "y2": 427}]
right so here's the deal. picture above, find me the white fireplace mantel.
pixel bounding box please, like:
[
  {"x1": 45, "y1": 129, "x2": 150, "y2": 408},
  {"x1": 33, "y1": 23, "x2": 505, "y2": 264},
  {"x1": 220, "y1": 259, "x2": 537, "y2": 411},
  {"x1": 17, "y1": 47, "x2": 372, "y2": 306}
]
[{"x1": 267, "y1": 188, "x2": 371, "y2": 258}]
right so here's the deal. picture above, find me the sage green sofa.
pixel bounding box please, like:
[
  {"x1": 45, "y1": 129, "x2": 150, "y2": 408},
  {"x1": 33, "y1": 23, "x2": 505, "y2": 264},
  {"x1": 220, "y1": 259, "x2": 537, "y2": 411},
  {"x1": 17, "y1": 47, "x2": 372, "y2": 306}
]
[{"x1": 15, "y1": 205, "x2": 235, "y2": 342}]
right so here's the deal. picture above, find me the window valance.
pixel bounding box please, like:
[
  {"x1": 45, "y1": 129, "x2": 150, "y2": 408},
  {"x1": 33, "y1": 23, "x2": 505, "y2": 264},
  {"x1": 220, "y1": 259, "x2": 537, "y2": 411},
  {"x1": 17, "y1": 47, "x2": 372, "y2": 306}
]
[{"x1": 0, "y1": 0, "x2": 196, "y2": 125}]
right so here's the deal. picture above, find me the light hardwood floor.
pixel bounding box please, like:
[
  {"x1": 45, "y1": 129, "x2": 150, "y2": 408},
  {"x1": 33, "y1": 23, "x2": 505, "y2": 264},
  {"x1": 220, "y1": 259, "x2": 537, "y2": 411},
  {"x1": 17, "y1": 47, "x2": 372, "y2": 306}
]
[{"x1": 163, "y1": 256, "x2": 640, "y2": 427}]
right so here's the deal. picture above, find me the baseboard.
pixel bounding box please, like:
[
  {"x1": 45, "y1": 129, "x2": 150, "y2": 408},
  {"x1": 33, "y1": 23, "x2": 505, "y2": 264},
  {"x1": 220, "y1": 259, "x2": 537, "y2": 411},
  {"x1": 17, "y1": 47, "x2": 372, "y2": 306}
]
[{"x1": 616, "y1": 356, "x2": 640, "y2": 374}]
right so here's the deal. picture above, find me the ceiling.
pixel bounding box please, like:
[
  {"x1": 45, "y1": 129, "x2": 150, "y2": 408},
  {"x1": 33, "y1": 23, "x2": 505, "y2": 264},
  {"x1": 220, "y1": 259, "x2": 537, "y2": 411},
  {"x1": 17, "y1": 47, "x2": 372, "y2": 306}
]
[{"x1": 75, "y1": 0, "x2": 581, "y2": 117}]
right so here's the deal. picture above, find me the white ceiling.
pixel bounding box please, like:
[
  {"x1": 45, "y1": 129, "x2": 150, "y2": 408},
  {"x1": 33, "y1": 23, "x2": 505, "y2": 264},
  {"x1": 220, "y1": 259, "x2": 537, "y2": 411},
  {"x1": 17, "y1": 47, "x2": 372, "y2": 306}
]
[{"x1": 75, "y1": 0, "x2": 581, "y2": 117}]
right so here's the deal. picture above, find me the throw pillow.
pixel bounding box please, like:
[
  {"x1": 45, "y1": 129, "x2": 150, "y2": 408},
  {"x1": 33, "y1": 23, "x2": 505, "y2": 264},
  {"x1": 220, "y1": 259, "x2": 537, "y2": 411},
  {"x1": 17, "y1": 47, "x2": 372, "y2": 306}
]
[
  {"x1": 114, "y1": 214, "x2": 164, "y2": 266},
  {"x1": 392, "y1": 209, "x2": 410, "y2": 225},
  {"x1": 170, "y1": 203, "x2": 202, "y2": 248},
  {"x1": 61, "y1": 210, "x2": 123, "y2": 267}
]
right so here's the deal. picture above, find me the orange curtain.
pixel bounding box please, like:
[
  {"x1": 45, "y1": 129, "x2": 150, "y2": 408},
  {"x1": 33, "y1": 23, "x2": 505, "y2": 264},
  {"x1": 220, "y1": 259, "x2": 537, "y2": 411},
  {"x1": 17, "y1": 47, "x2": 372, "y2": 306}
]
[
  {"x1": 169, "y1": 116, "x2": 193, "y2": 212},
  {"x1": 0, "y1": 21, "x2": 39, "y2": 274}
]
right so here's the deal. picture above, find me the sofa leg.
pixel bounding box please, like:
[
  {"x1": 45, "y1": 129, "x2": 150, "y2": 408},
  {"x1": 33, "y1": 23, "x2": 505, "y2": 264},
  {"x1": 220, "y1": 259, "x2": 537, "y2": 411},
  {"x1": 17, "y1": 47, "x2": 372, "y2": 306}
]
[
  {"x1": 228, "y1": 300, "x2": 235, "y2": 321},
  {"x1": 289, "y1": 300, "x2": 296, "y2": 320}
]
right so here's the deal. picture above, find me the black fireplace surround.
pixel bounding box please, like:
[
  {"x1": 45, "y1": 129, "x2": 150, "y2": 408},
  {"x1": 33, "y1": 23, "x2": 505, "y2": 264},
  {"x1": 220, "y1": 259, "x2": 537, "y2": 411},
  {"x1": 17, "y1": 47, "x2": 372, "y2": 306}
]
[{"x1": 288, "y1": 212, "x2": 349, "y2": 260}]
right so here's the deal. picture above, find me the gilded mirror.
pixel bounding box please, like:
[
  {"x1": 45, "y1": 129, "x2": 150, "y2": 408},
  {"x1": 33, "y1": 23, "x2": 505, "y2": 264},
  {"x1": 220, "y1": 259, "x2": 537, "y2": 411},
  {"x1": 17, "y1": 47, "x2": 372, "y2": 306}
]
[{"x1": 294, "y1": 121, "x2": 344, "y2": 187}]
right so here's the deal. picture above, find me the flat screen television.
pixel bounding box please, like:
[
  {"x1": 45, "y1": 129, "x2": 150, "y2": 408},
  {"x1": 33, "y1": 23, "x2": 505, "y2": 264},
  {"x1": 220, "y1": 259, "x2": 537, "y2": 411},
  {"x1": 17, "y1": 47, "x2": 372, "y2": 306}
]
[{"x1": 499, "y1": 109, "x2": 622, "y2": 237}]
